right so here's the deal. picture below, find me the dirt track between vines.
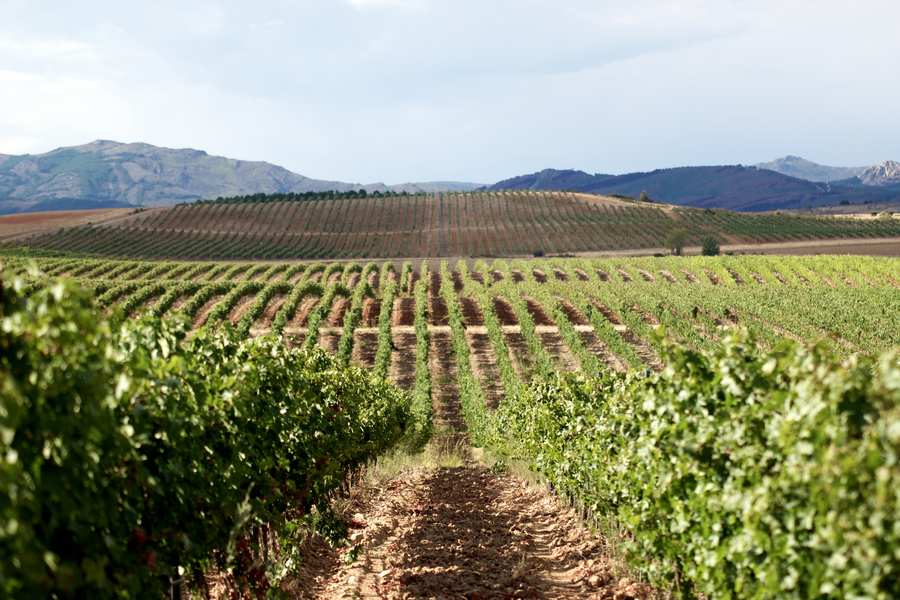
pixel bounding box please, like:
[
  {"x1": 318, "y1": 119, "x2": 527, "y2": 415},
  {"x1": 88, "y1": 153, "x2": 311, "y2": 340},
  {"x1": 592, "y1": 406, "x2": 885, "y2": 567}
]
[{"x1": 291, "y1": 463, "x2": 651, "y2": 599}]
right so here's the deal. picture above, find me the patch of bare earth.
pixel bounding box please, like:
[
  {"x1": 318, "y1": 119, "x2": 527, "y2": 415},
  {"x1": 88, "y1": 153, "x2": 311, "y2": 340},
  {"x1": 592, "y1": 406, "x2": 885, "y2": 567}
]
[
  {"x1": 250, "y1": 293, "x2": 287, "y2": 335},
  {"x1": 301, "y1": 466, "x2": 652, "y2": 599},
  {"x1": 191, "y1": 294, "x2": 224, "y2": 330}
]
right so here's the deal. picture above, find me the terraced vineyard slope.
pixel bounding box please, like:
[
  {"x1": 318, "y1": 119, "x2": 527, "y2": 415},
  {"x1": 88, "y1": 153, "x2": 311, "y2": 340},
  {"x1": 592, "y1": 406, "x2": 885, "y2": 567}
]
[{"x1": 8, "y1": 191, "x2": 900, "y2": 259}]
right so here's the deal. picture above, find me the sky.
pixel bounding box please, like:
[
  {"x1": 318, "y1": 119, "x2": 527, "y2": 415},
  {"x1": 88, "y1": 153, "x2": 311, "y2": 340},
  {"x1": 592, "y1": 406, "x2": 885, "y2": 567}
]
[{"x1": 2, "y1": 0, "x2": 899, "y2": 184}]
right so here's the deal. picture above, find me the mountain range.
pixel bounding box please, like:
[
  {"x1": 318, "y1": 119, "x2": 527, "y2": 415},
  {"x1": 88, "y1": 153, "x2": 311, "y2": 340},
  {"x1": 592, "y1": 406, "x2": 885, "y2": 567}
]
[
  {"x1": 0, "y1": 141, "x2": 483, "y2": 214},
  {"x1": 489, "y1": 157, "x2": 900, "y2": 211},
  {"x1": 2, "y1": 141, "x2": 899, "y2": 214}
]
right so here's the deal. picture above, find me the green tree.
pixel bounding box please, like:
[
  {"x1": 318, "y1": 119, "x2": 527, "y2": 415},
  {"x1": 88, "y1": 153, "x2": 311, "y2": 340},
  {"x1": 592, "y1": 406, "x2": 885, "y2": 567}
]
[
  {"x1": 665, "y1": 228, "x2": 689, "y2": 256},
  {"x1": 701, "y1": 236, "x2": 720, "y2": 256}
]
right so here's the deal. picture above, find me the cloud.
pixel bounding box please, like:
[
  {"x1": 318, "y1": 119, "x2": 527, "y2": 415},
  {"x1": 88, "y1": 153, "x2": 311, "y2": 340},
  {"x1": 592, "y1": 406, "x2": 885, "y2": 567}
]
[{"x1": 1, "y1": 1, "x2": 899, "y2": 182}]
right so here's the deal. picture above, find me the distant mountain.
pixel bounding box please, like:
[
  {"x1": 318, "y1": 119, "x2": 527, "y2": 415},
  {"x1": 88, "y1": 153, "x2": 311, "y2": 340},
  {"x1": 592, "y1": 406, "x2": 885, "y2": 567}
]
[
  {"x1": 859, "y1": 160, "x2": 900, "y2": 186},
  {"x1": 755, "y1": 156, "x2": 866, "y2": 183},
  {"x1": 489, "y1": 166, "x2": 900, "y2": 211},
  {"x1": 0, "y1": 140, "x2": 482, "y2": 214}
]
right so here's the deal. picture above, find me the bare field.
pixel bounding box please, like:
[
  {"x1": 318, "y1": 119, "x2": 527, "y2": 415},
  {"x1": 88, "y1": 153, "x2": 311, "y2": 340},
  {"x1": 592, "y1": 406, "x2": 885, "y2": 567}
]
[{"x1": 0, "y1": 208, "x2": 138, "y2": 241}]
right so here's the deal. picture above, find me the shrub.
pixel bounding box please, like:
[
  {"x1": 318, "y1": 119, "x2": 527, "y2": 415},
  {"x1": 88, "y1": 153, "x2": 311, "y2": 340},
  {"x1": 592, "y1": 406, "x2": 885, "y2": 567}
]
[
  {"x1": 665, "y1": 229, "x2": 689, "y2": 256},
  {"x1": 700, "y1": 236, "x2": 720, "y2": 256},
  {"x1": 0, "y1": 274, "x2": 409, "y2": 597},
  {"x1": 499, "y1": 332, "x2": 900, "y2": 599}
]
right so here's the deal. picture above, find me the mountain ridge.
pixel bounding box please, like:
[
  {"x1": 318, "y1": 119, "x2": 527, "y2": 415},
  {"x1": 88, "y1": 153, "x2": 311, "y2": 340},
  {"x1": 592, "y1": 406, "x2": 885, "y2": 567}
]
[
  {"x1": 0, "y1": 140, "x2": 484, "y2": 214},
  {"x1": 488, "y1": 165, "x2": 900, "y2": 211}
]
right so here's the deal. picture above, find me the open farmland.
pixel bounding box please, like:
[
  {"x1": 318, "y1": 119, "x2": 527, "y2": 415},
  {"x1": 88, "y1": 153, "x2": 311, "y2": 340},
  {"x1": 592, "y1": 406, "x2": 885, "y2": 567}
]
[
  {"x1": 0, "y1": 207, "x2": 136, "y2": 241},
  {"x1": 4, "y1": 252, "x2": 899, "y2": 598},
  {"x1": 8, "y1": 190, "x2": 900, "y2": 259}
]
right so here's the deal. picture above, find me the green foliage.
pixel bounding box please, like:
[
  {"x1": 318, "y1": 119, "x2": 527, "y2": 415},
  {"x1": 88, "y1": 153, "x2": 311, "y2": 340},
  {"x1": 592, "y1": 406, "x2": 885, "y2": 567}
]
[
  {"x1": 0, "y1": 273, "x2": 409, "y2": 597},
  {"x1": 701, "y1": 236, "x2": 721, "y2": 256},
  {"x1": 666, "y1": 228, "x2": 689, "y2": 256},
  {"x1": 499, "y1": 331, "x2": 900, "y2": 598}
]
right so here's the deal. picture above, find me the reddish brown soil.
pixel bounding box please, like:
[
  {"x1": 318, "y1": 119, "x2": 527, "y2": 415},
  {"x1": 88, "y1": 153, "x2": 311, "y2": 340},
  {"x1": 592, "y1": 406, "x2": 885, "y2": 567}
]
[
  {"x1": 367, "y1": 269, "x2": 380, "y2": 289},
  {"x1": 771, "y1": 270, "x2": 788, "y2": 285},
  {"x1": 574, "y1": 268, "x2": 590, "y2": 281},
  {"x1": 388, "y1": 331, "x2": 417, "y2": 390},
  {"x1": 659, "y1": 270, "x2": 677, "y2": 283},
  {"x1": 459, "y1": 297, "x2": 485, "y2": 327},
  {"x1": 0, "y1": 207, "x2": 133, "y2": 240},
  {"x1": 253, "y1": 293, "x2": 288, "y2": 331},
  {"x1": 191, "y1": 295, "x2": 224, "y2": 330},
  {"x1": 704, "y1": 270, "x2": 721, "y2": 285},
  {"x1": 469, "y1": 271, "x2": 485, "y2": 285},
  {"x1": 346, "y1": 272, "x2": 361, "y2": 288},
  {"x1": 429, "y1": 331, "x2": 467, "y2": 445},
  {"x1": 361, "y1": 298, "x2": 381, "y2": 327},
  {"x1": 491, "y1": 270, "x2": 504, "y2": 283},
  {"x1": 326, "y1": 270, "x2": 342, "y2": 286},
  {"x1": 492, "y1": 297, "x2": 519, "y2": 326},
  {"x1": 596, "y1": 269, "x2": 610, "y2": 282},
  {"x1": 466, "y1": 331, "x2": 504, "y2": 410},
  {"x1": 750, "y1": 272, "x2": 766, "y2": 284},
  {"x1": 289, "y1": 295, "x2": 320, "y2": 328},
  {"x1": 590, "y1": 300, "x2": 623, "y2": 325},
  {"x1": 532, "y1": 269, "x2": 547, "y2": 283},
  {"x1": 511, "y1": 269, "x2": 525, "y2": 283},
  {"x1": 681, "y1": 270, "x2": 699, "y2": 284},
  {"x1": 631, "y1": 304, "x2": 660, "y2": 326},
  {"x1": 558, "y1": 299, "x2": 590, "y2": 326},
  {"x1": 578, "y1": 331, "x2": 627, "y2": 373},
  {"x1": 318, "y1": 330, "x2": 342, "y2": 355},
  {"x1": 428, "y1": 295, "x2": 449, "y2": 327},
  {"x1": 327, "y1": 297, "x2": 350, "y2": 327},
  {"x1": 637, "y1": 269, "x2": 655, "y2": 282},
  {"x1": 392, "y1": 297, "x2": 415, "y2": 327},
  {"x1": 299, "y1": 466, "x2": 652, "y2": 599},
  {"x1": 726, "y1": 268, "x2": 745, "y2": 285},
  {"x1": 538, "y1": 331, "x2": 580, "y2": 372},
  {"x1": 228, "y1": 293, "x2": 257, "y2": 326},
  {"x1": 553, "y1": 268, "x2": 569, "y2": 281},
  {"x1": 351, "y1": 330, "x2": 379, "y2": 369},
  {"x1": 615, "y1": 268, "x2": 633, "y2": 283},
  {"x1": 451, "y1": 271, "x2": 464, "y2": 292},
  {"x1": 504, "y1": 331, "x2": 534, "y2": 379},
  {"x1": 524, "y1": 297, "x2": 554, "y2": 326}
]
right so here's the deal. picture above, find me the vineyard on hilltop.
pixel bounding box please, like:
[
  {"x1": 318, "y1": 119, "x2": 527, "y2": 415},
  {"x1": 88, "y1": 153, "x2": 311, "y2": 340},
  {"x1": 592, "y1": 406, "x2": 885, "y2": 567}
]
[{"x1": 8, "y1": 191, "x2": 900, "y2": 259}]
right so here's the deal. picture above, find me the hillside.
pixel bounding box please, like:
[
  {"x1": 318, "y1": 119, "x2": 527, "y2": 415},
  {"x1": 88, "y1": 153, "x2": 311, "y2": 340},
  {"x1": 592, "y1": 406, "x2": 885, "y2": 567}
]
[
  {"x1": 9, "y1": 190, "x2": 900, "y2": 260},
  {"x1": 489, "y1": 166, "x2": 900, "y2": 211},
  {"x1": 755, "y1": 155, "x2": 866, "y2": 182},
  {"x1": 0, "y1": 141, "x2": 483, "y2": 214}
]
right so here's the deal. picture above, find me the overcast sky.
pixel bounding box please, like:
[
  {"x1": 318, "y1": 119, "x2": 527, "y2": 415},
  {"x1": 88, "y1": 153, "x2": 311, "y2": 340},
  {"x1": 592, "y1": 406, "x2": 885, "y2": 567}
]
[{"x1": 2, "y1": 0, "x2": 899, "y2": 184}]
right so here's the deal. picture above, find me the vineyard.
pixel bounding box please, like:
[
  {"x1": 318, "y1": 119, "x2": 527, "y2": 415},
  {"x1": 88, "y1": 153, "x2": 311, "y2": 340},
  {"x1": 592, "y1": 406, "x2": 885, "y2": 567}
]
[
  {"x1": 3, "y1": 252, "x2": 899, "y2": 598},
  {"x1": 7, "y1": 191, "x2": 900, "y2": 259}
]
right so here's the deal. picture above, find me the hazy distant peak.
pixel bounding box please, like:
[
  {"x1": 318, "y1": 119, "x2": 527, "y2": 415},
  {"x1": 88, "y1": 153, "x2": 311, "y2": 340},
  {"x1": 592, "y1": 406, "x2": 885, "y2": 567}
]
[{"x1": 756, "y1": 155, "x2": 866, "y2": 183}]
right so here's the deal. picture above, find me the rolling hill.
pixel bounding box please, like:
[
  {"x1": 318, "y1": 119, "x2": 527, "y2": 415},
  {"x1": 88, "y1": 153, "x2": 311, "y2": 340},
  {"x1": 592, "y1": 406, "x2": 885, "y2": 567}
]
[
  {"x1": 0, "y1": 141, "x2": 483, "y2": 214},
  {"x1": 9, "y1": 190, "x2": 900, "y2": 260},
  {"x1": 489, "y1": 166, "x2": 900, "y2": 211}
]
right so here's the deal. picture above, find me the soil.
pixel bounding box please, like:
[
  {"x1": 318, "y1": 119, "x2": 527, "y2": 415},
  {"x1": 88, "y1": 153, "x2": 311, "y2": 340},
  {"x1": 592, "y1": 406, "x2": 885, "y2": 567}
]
[
  {"x1": 228, "y1": 294, "x2": 257, "y2": 326},
  {"x1": 392, "y1": 298, "x2": 415, "y2": 327},
  {"x1": 361, "y1": 298, "x2": 382, "y2": 328},
  {"x1": 658, "y1": 270, "x2": 677, "y2": 283},
  {"x1": 459, "y1": 297, "x2": 485, "y2": 327},
  {"x1": 388, "y1": 331, "x2": 417, "y2": 390},
  {"x1": 492, "y1": 297, "x2": 519, "y2": 326},
  {"x1": 578, "y1": 331, "x2": 627, "y2": 373},
  {"x1": 191, "y1": 295, "x2": 224, "y2": 330},
  {"x1": 252, "y1": 293, "x2": 287, "y2": 332},
  {"x1": 574, "y1": 268, "x2": 590, "y2": 281},
  {"x1": 328, "y1": 297, "x2": 350, "y2": 327},
  {"x1": 511, "y1": 270, "x2": 525, "y2": 283},
  {"x1": 538, "y1": 330, "x2": 580, "y2": 372},
  {"x1": 532, "y1": 269, "x2": 547, "y2": 283},
  {"x1": 318, "y1": 330, "x2": 342, "y2": 355},
  {"x1": 524, "y1": 297, "x2": 555, "y2": 326},
  {"x1": 351, "y1": 330, "x2": 379, "y2": 369},
  {"x1": 290, "y1": 296, "x2": 320, "y2": 328},
  {"x1": 553, "y1": 269, "x2": 568, "y2": 281},
  {"x1": 466, "y1": 330, "x2": 505, "y2": 409},
  {"x1": 596, "y1": 269, "x2": 610, "y2": 282},
  {"x1": 504, "y1": 331, "x2": 534, "y2": 379}
]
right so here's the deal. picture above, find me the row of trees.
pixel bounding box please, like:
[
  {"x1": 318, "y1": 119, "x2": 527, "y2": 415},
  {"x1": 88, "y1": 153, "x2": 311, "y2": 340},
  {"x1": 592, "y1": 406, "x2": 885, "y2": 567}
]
[
  {"x1": 665, "y1": 228, "x2": 720, "y2": 256},
  {"x1": 194, "y1": 189, "x2": 419, "y2": 206}
]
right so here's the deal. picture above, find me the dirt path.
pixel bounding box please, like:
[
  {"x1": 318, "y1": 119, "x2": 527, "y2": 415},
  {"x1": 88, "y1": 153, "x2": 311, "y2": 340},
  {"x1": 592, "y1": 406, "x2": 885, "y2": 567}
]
[{"x1": 299, "y1": 463, "x2": 650, "y2": 599}]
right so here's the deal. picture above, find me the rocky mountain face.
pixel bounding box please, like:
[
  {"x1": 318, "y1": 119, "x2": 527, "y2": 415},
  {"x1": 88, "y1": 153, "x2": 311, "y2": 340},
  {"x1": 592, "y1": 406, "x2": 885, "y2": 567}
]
[
  {"x1": 859, "y1": 160, "x2": 900, "y2": 186},
  {"x1": 755, "y1": 156, "x2": 866, "y2": 183},
  {"x1": 0, "y1": 140, "x2": 482, "y2": 214}
]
